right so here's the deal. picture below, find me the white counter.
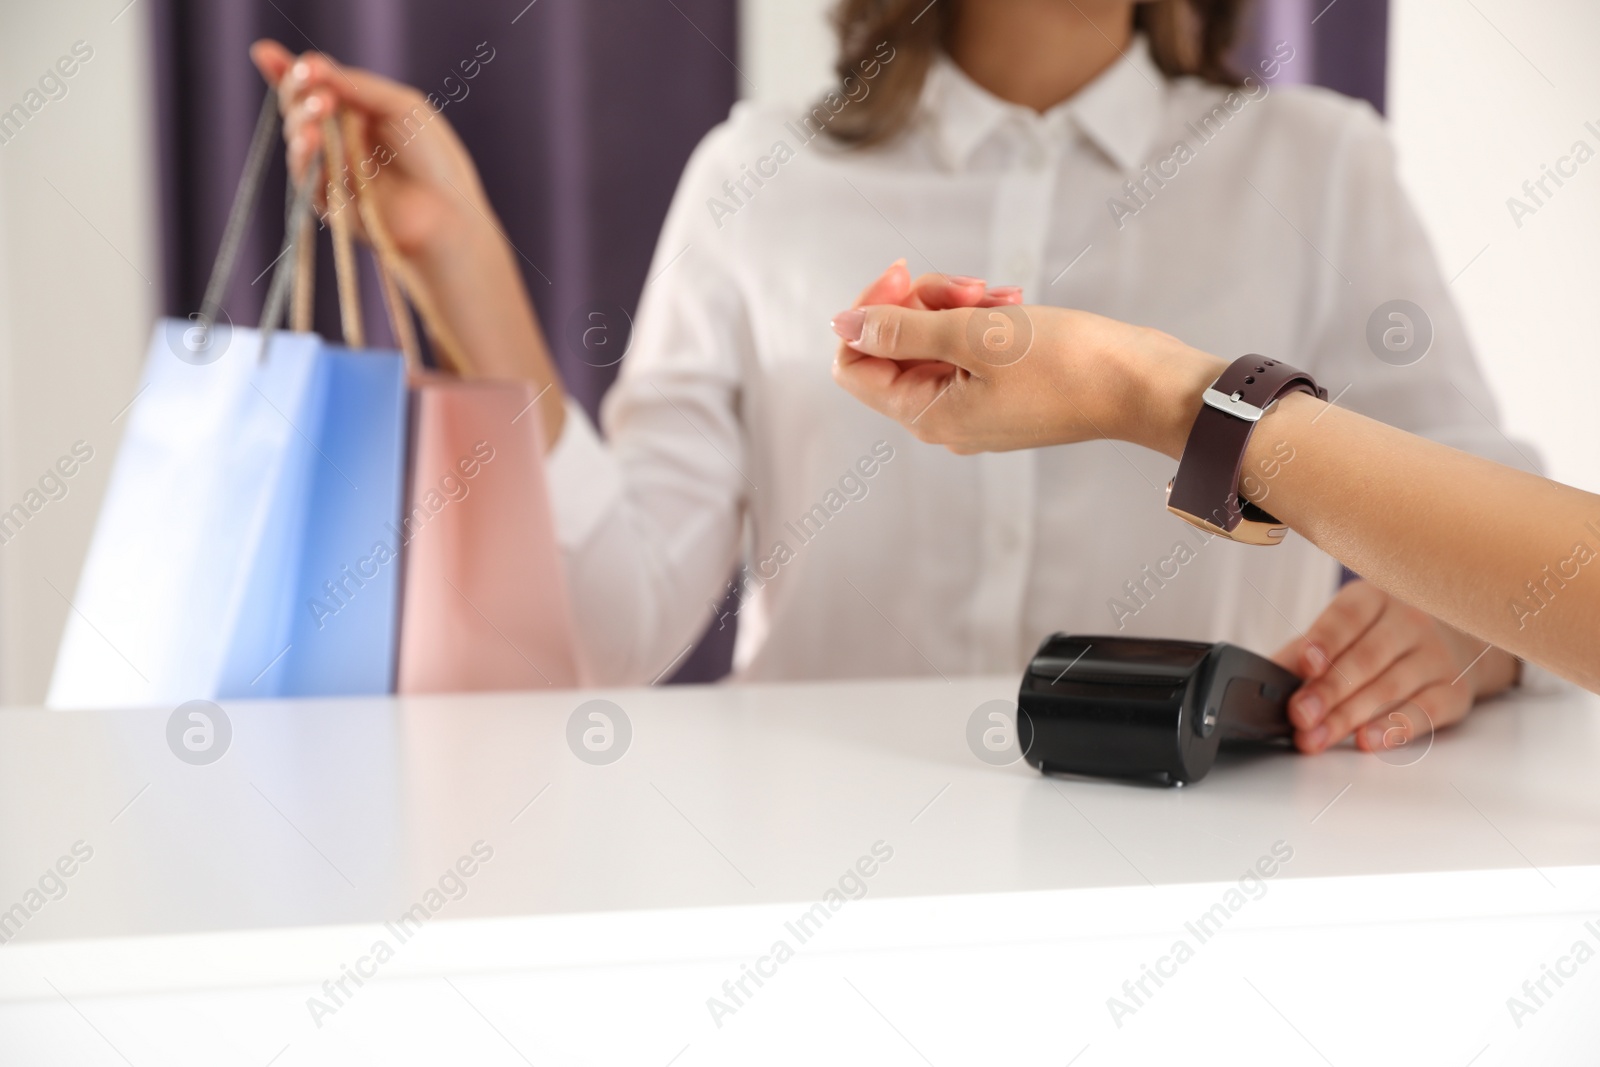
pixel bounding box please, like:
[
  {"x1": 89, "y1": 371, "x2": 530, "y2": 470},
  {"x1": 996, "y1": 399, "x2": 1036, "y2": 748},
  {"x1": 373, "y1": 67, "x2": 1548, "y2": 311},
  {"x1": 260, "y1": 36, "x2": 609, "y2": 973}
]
[{"x1": 1, "y1": 677, "x2": 1596, "y2": 1064}]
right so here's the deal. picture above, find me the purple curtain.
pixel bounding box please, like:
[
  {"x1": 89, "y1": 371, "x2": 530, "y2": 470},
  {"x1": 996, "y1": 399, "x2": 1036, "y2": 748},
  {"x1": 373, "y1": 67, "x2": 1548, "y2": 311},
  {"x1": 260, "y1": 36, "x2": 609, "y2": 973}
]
[{"x1": 1239, "y1": 0, "x2": 1390, "y2": 113}]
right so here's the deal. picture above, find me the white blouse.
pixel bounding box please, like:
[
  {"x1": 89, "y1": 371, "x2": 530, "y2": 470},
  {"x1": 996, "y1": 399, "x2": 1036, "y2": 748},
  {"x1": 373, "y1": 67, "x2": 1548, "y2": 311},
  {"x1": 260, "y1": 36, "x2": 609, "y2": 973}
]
[{"x1": 545, "y1": 37, "x2": 1533, "y2": 686}]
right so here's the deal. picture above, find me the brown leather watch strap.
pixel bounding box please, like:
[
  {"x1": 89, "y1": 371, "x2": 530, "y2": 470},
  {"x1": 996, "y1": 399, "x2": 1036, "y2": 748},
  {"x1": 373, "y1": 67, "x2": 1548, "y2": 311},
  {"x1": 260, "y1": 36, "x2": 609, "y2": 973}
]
[{"x1": 1167, "y1": 355, "x2": 1327, "y2": 537}]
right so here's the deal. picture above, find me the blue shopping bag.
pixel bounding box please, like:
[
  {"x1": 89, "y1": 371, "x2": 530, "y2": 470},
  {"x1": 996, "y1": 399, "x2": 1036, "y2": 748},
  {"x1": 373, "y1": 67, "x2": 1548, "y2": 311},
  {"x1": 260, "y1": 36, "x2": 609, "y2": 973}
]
[
  {"x1": 48, "y1": 94, "x2": 408, "y2": 708},
  {"x1": 242, "y1": 342, "x2": 409, "y2": 697}
]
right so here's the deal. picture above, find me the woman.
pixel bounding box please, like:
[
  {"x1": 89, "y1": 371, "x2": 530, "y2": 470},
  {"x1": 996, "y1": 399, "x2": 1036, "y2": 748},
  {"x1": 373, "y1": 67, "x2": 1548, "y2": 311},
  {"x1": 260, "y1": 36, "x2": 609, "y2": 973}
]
[
  {"x1": 252, "y1": 0, "x2": 1527, "y2": 754},
  {"x1": 830, "y1": 297, "x2": 1599, "y2": 695}
]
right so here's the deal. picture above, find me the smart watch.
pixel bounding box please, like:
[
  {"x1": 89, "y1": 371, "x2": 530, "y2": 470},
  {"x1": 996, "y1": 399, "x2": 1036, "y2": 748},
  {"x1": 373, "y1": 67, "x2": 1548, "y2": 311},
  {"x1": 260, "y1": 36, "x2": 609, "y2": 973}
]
[{"x1": 1165, "y1": 354, "x2": 1327, "y2": 545}]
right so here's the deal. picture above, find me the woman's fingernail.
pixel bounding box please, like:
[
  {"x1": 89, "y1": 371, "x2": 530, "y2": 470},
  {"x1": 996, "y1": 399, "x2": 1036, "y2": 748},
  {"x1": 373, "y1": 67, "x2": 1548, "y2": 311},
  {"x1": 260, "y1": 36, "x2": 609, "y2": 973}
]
[
  {"x1": 987, "y1": 286, "x2": 1022, "y2": 300},
  {"x1": 949, "y1": 275, "x2": 984, "y2": 286},
  {"x1": 1296, "y1": 692, "x2": 1323, "y2": 724},
  {"x1": 1306, "y1": 725, "x2": 1329, "y2": 751},
  {"x1": 291, "y1": 59, "x2": 310, "y2": 83},
  {"x1": 304, "y1": 93, "x2": 325, "y2": 115},
  {"x1": 1364, "y1": 724, "x2": 1388, "y2": 749},
  {"x1": 831, "y1": 310, "x2": 866, "y2": 342}
]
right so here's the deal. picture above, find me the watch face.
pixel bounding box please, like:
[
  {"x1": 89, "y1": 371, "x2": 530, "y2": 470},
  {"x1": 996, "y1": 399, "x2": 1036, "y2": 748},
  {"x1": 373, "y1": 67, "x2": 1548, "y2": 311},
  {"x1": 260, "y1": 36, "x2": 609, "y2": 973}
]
[{"x1": 1029, "y1": 635, "x2": 1211, "y2": 685}]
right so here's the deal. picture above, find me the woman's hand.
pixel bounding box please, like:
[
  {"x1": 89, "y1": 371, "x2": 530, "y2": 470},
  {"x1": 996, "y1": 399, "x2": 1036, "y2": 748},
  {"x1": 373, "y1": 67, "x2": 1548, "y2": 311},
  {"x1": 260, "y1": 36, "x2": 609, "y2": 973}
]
[
  {"x1": 1275, "y1": 580, "x2": 1521, "y2": 755},
  {"x1": 251, "y1": 41, "x2": 568, "y2": 437},
  {"x1": 250, "y1": 40, "x2": 492, "y2": 264},
  {"x1": 830, "y1": 291, "x2": 1225, "y2": 458},
  {"x1": 845, "y1": 260, "x2": 1026, "y2": 313}
]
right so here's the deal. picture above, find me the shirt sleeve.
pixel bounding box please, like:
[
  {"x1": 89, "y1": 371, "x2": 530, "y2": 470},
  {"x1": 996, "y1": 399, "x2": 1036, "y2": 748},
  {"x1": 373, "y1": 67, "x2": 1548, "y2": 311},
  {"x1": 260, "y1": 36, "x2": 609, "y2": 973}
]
[
  {"x1": 1302, "y1": 100, "x2": 1544, "y2": 475},
  {"x1": 542, "y1": 123, "x2": 752, "y2": 685},
  {"x1": 545, "y1": 395, "x2": 623, "y2": 550}
]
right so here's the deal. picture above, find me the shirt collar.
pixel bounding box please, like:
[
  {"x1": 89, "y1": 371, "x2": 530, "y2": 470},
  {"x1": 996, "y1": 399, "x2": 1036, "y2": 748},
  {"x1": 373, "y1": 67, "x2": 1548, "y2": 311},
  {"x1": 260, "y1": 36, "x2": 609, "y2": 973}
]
[{"x1": 921, "y1": 34, "x2": 1164, "y2": 172}]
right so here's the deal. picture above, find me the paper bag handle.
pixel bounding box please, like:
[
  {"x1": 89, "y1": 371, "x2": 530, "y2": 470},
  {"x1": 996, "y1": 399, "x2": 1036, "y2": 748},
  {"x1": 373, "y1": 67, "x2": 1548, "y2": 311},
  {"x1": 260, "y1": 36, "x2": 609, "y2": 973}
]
[
  {"x1": 274, "y1": 115, "x2": 367, "y2": 351},
  {"x1": 319, "y1": 115, "x2": 367, "y2": 349},
  {"x1": 255, "y1": 95, "x2": 475, "y2": 377},
  {"x1": 196, "y1": 90, "x2": 280, "y2": 338},
  {"x1": 275, "y1": 108, "x2": 468, "y2": 377},
  {"x1": 194, "y1": 89, "x2": 339, "y2": 351},
  {"x1": 332, "y1": 109, "x2": 474, "y2": 377}
]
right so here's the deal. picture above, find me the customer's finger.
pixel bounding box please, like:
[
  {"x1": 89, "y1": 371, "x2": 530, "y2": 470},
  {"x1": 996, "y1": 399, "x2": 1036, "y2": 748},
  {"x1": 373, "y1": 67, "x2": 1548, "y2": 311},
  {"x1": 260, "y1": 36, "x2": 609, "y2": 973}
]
[
  {"x1": 831, "y1": 350, "x2": 961, "y2": 435},
  {"x1": 830, "y1": 305, "x2": 984, "y2": 373}
]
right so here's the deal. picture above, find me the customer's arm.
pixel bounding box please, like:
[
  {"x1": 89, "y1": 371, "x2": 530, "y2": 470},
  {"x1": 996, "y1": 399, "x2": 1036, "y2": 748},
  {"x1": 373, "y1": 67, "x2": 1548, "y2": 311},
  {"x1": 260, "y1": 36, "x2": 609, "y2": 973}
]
[
  {"x1": 1249, "y1": 109, "x2": 1532, "y2": 746},
  {"x1": 831, "y1": 303, "x2": 1600, "y2": 693}
]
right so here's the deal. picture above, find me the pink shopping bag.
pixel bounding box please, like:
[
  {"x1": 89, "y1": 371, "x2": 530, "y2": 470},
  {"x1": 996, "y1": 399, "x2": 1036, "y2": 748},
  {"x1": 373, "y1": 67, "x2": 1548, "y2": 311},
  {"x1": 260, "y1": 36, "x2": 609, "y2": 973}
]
[
  {"x1": 396, "y1": 378, "x2": 581, "y2": 692},
  {"x1": 331, "y1": 110, "x2": 583, "y2": 693}
]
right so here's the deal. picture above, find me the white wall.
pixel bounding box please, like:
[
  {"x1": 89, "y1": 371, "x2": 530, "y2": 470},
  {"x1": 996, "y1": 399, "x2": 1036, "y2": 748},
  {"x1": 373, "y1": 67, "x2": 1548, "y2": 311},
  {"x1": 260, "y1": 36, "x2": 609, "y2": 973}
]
[
  {"x1": 1388, "y1": 0, "x2": 1600, "y2": 493},
  {"x1": 739, "y1": 0, "x2": 836, "y2": 105},
  {"x1": 0, "y1": 2, "x2": 158, "y2": 703}
]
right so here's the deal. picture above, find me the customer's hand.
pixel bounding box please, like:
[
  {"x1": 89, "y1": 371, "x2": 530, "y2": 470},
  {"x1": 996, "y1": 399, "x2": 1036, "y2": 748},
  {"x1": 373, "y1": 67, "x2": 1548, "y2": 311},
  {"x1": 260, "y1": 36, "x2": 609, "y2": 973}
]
[
  {"x1": 831, "y1": 288, "x2": 1225, "y2": 459},
  {"x1": 1274, "y1": 580, "x2": 1521, "y2": 755},
  {"x1": 250, "y1": 40, "x2": 495, "y2": 264}
]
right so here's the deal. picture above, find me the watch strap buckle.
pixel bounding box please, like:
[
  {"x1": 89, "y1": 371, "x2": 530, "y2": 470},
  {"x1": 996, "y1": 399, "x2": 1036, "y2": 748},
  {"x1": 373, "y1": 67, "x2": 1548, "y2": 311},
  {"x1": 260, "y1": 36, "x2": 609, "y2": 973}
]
[{"x1": 1201, "y1": 387, "x2": 1276, "y2": 424}]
